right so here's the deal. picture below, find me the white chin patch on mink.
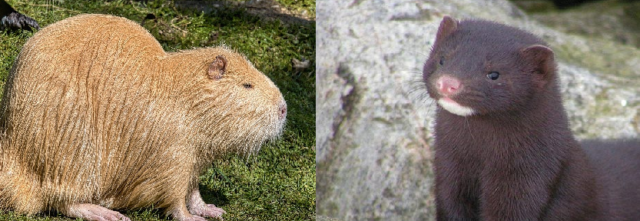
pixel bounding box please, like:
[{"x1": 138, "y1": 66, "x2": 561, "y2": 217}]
[{"x1": 438, "y1": 98, "x2": 475, "y2": 116}]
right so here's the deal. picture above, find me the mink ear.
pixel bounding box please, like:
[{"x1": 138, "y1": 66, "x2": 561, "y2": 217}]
[
  {"x1": 435, "y1": 16, "x2": 458, "y2": 43},
  {"x1": 521, "y1": 45, "x2": 555, "y2": 88},
  {"x1": 207, "y1": 55, "x2": 227, "y2": 80}
]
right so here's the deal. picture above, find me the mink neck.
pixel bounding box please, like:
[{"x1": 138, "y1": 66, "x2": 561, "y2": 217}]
[
  {"x1": 484, "y1": 85, "x2": 567, "y2": 130},
  {"x1": 507, "y1": 86, "x2": 569, "y2": 132}
]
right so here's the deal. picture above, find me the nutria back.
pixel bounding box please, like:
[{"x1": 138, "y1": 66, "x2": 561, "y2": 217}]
[{"x1": 0, "y1": 14, "x2": 286, "y2": 219}]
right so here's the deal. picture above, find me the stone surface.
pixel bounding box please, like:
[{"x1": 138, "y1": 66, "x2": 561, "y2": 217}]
[{"x1": 316, "y1": 0, "x2": 640, "y2": 220}]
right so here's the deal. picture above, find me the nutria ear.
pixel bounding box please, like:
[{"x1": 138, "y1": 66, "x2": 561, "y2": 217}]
[
  {"x1": 207, "y1": 55, "x2": 227, "y2": 80},
  {"x1": 521, "y1": 45, "x2": 555, "y2": 88},
  {"x1": 436, "y1": 16, "x2": 458, "y2": 43}
]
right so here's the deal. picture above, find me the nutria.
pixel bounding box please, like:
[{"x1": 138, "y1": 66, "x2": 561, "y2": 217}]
[
  {"x1": 422, "y1": 16, "x2": 640, "y2": 220},
  {"x1": 0, "y1": 14, "x2": 287, "y2": 221}
]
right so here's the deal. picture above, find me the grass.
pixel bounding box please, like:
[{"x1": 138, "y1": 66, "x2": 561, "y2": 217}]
[{"x1": 0, "y1": 0, "x2": 315, "y2": 220}]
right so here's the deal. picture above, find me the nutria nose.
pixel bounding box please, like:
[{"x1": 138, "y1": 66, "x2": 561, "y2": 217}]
[
  {"x1": 436, "y1": 75, "x2": 462, "y2": 96},
  {"x1": 278, "y1": 103, "x2": 287, "y2": 120}
]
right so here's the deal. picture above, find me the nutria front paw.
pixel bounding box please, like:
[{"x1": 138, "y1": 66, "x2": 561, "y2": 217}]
[
  {"x1": 190, "y1": 204, "x2": 226, "y2": 220},
  {"x1": 187, "y1": 188, "x2": 225, "y2": 220}
]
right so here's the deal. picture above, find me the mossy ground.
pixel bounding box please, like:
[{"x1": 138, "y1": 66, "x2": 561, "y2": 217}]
[
  {"x1": 0, "y1": 0, "x2": 315, "y2": 220},
  {"x1": 508, "y1": 0, "x2": 640, "y2": 87}
]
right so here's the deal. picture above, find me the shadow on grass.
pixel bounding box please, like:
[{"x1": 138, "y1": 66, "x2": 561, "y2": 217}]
[
  {"x1": 173, "y1": 0, "x2": 314, "y2": 26},
  {"x1": 200, "y1": 184, "x2": 230, "y2": 207}
]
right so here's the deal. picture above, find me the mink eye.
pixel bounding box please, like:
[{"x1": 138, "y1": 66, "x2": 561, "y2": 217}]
[
  {"x1": 243, "y1": 83, "x2": 253, "y2": 89},
  {"x1": 487, "y1": 71, "x2": 500, "y2": 80},
  {"x1": 439, "y1": 56, "x2": 445, "y2": 66}
]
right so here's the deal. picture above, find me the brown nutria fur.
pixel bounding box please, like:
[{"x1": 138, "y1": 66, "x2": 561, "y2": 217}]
[
  {"x1": 422, "y1": 16, "x2": 640, "y2": 221},
  {"x1": 0, "y1": 14, "x2": 287, "y2": 221}
]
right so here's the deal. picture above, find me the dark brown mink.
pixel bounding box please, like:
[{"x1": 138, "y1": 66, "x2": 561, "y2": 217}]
[{"x1": 423, "y1": 16, "x2": 640, "y2": 221}]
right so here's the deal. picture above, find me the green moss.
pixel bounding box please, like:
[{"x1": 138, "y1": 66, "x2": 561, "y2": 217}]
[
  {"x1": 550, "y1": 35, "x2": 640, "y2": 87},
  {"x1": 520, "y1": 0, "x2": 640, "y2": 84},
  {"x1": 0, "y1": 0, "x2": 315, "y2": 220}
]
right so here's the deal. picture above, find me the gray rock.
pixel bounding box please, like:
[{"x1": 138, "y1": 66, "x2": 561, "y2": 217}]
[{"x1": 316, "y1": 0, "x2": 640, "y2": 220}]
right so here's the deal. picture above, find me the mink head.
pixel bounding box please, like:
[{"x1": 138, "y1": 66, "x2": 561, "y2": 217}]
[{"x1": 423, "y1": 16, "x2": 557, "y2": 117}]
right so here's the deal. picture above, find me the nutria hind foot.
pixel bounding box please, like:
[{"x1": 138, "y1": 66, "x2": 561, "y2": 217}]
[
  {"x1": 64, "y1": 203, "x2": 131, "y2": 221},
  {"x1": 188, "y1": 188, "x2": 225, "y2": 220}
]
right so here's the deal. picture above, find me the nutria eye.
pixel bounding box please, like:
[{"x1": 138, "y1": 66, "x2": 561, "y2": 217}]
[
  {"x1": 487, "y1": 71, "x2": 500, "y2": 80},
  {"x1": 439, "y1": 56, "x2": 444, "y2": 66},
  {"x1": 243, "y1": 83, "x2": 253, "y2": 89}
]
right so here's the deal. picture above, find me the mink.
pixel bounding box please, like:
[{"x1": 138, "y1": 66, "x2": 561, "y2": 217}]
[{"x1": 422, "y1": 16, "x2": 640, "y2": 221}]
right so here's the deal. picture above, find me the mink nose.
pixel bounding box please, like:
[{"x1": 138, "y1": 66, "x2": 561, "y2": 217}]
[
  {"x1": 278, "y1": 102, "x2": 287, "y2": 120},
  {"x1": 435, "y1": 75, "x2": 462, "y2": 96}
]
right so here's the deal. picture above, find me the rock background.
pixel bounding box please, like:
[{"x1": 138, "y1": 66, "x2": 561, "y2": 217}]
[{"x1": 316, "y1": 0, "x2": 640, "y2": 220}]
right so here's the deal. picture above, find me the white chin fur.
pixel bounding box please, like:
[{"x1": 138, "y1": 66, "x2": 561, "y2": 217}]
[{"x1": 438, "y1": 99, "x2": 475, "y2": 116}]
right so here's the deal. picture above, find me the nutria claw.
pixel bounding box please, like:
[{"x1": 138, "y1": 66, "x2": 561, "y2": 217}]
[{"x1": 65, "y1": 204, "x2": 131, "y2": 221}]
